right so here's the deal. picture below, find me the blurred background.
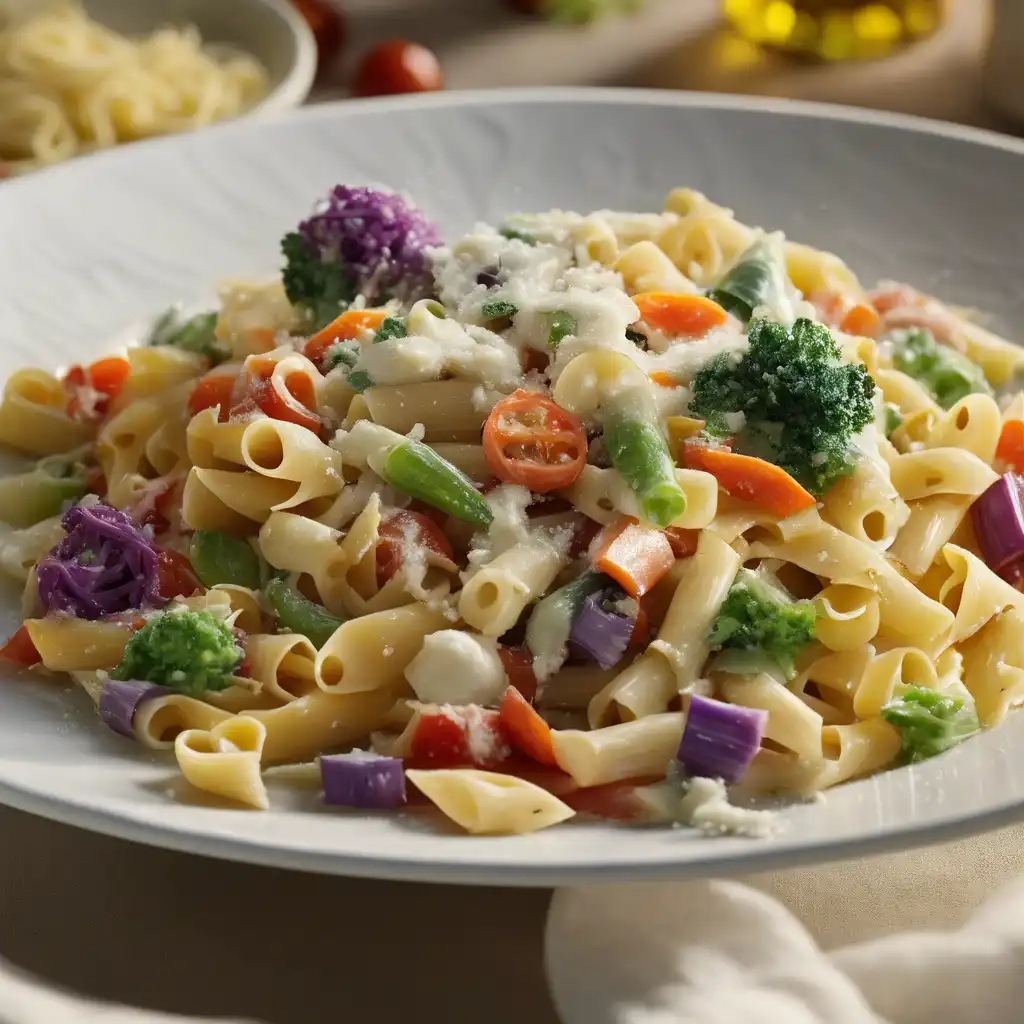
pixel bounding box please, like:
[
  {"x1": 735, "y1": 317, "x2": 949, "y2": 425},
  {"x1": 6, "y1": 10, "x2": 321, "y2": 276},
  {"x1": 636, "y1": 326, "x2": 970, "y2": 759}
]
[
  {"x1": 0, "y1": 1, "x2": 1014, "y2": 178},
  {"x1": 309, "y1": 0, "x2": 1000, "y2": 129}
]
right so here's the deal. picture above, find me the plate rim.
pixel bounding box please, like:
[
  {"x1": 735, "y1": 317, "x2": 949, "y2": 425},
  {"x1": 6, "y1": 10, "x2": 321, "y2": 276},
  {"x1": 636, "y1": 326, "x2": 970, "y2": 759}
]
[{"x1": 3, "y1": 87, "x2": 1024, "y2": 882}]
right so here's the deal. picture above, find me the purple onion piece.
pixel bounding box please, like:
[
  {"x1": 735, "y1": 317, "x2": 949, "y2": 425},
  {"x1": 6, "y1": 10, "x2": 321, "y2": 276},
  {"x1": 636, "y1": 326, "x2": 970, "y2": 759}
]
[
  {"x1": 971, "y1": 474, "x2": 1024, "y2": 581},
  {"x1": 676, "y1": 694, "x2": 768, "y2": 784},
  {"x1": 320, "y1": 751, "x2": 407, "y2": 809},
  {"x1": 99, "y1": 678, "x2": 167, "y2": 739},
  {"x1": 568, "y1": 590, "x2": 635, "y2": 670}
]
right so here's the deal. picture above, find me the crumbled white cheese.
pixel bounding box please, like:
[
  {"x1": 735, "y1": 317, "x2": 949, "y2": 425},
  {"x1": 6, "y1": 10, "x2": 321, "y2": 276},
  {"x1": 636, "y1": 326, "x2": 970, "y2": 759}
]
[
  {"x1": 678, "y1": 777, "x2": 779, "y2": 838},
  {"x1": 461, "y1": 703, "x2": 510, "y2": 764},
  {"x1": 405, "y1": 632, "x2": 508, "y2": 706}
]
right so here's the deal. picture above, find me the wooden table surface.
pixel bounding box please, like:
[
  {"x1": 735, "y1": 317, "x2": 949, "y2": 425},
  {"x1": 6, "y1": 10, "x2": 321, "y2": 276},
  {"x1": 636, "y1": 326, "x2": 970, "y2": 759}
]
[{"x1": 0, "y1": 3, "x2": 1011, "y2": 1023}]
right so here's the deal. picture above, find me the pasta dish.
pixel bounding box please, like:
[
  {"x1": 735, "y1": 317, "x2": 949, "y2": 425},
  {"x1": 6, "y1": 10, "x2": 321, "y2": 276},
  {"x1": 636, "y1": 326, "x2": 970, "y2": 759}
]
[
  {"x1": 0, "y1": 2, "x2": 269, "y2": 176},
  {"x1": 1, "y1": 183, "x2": 1022, "y2": 837}
]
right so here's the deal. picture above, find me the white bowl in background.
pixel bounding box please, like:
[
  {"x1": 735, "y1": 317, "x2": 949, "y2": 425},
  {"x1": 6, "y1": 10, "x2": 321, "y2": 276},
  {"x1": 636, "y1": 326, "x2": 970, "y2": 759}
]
[{"x1": 82, "y1": 0, "x2": 317, "y2": 116}]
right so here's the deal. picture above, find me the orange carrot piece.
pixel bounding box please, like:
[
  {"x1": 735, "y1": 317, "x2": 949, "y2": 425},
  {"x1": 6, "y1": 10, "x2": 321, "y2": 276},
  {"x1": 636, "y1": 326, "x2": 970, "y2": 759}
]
[
  {"x1": 88, "y1": 356, "x2": 131, "y2": 398},
  {"x1": 684, "y1": 445, "x2": 816, "y2": 519},
  {"x1": 499, "y1": 686, "x2": 557, "y2": 767},
  {"x1": 304, "y1": 309, "x2": 389, "y2": 368},
  {"x1": 649, "y1": 371, "x2": 677, "y2": 388},
  {"x1": 593, "y1": 519, "x2": 676, "y2": 599},
  {"x1": 997, "y1": 420, "x2": 1024, "y2": 472},
  {"x1": 839, "y1": 303, "x2": 881, "y2": 339},
  {"x1": 633, "y1": 293, "x2": 728, "y2": 338}
]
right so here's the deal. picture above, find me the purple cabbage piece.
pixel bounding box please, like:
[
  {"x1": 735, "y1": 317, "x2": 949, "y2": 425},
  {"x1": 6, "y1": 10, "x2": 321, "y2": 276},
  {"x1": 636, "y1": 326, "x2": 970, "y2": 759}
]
[
  {"x1": 676, "y1": 694, "x2": 768, "y2": 784},
  {"x1": 99, "y1": 678, "x2": 167, "y2": 738},
  {"x1": 36, "y1": 504, "x2": 164, "y2": 620},
  {"x1": 299, "y1": 186, "x2": 442, "y2": 302},
  {"x1": 568, "y1": 589, "x2": 635, "y2": 670},
  {"x1": 320, "y1": 750, "x2": 407, "y2": 809},
  {"x1": 971, "y1": 473, "x2": 1024, "y2": 581}
]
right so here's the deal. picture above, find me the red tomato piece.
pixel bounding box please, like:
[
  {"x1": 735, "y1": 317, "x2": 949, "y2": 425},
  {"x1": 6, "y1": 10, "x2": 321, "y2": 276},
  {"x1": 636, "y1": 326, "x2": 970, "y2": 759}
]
[
  {"x1": 188, "y1": 369, "x2": 239, "y2": 421},
  {"x1": 353, "y1": 40, "x2": 443, "y2": 97},
  {"x1": 0, "y1": 625, "x2": 41, "y2": 667},
  {"x1": 375, "y1": 509, "x2": 455, "y2": 589},
  {"x1": 483, "y1": 390, "x2": 587, "y2": 493},
  {"x1": 499, "y1": 686, "x2": 557, "y2": 767},
  {"x1": 497, "y1": 646, "x2": 538, "y2": 703},
  {"x1": 408, "y1": 707, "x2": 507, "y2": 768},
  {"x1": 155, "y1": 548, "x2": 202, "y2": 600}
]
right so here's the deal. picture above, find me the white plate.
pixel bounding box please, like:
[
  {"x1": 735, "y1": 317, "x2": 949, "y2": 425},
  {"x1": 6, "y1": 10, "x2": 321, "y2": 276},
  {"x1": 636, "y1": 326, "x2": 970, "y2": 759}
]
[{"x1": 2, "y1": 88, "x2": 1024, "y2": 885}]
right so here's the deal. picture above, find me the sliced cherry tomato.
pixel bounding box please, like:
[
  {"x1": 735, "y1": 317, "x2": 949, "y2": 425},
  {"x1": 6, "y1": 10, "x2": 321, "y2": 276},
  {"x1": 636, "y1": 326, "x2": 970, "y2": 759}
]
[
  {"x1": 136, "y1": 479, "x2": 182, "y2": 534},
  {"x1": 155, "y1": 547, "x2": 202, "y2": 600},
  {"x1": 499, "y1": 686, "x2": 557, "y2": 766},
  {"x1": 375, "y1": 510, "x2": 455, "y2": 589},
  {"x1": 483, "y1": 390, "x2": 587, "y2": 493},
  {"x1": 353, "y1": 40, "x2": 443, "y2": 97},
  {"x1": 408, "y1": 707, "x2": 507, "y2": 768},
  {"x1": 188, "y1": 369, "x2": 239, "y2": 421},
  {"x1": 0, "y1": 625, "x2": 41, "y2": 667},
  {"x1": 236, "y1": 358, "x2": 321, "y2": 434},
  {"x1": 497, "y1": 646, "x2": 538, "y2": 703}
]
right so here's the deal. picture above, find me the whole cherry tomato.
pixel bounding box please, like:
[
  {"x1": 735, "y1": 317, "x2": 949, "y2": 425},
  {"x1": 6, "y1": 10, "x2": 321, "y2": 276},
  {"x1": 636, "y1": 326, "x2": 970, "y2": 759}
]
[
  {"x1": 353, "y1": 40, "x2": 443, "y2": 97},
  {"x1": 290, "y1": 0, "x2": 346, "y2": 73}
]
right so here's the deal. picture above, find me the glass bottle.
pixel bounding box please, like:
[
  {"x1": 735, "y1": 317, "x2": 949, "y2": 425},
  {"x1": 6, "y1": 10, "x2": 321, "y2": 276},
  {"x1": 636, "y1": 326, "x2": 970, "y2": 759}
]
[{"x1": 723, "y1": 0, "x2": 946, "y2": 61}]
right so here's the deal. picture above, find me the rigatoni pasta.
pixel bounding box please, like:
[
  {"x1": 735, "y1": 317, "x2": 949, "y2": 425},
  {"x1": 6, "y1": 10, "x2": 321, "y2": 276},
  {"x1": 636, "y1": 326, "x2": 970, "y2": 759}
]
[{"x1": 0, "y1": 181, "x2": 1020, "y2": 840}]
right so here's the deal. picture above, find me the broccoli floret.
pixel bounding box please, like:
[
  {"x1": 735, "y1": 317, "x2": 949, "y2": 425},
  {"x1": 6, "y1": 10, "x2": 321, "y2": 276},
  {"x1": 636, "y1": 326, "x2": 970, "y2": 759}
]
[
  {"x1": 707, "y1": 568, "x2": 817, "y2": 679},
  {"x1": 281, "y1": 232, "x2": 355, "y2": 332},
  {"x1": 690, "y1": 317, "x2": 876, "y2": 496},
  {"x1": 112, "y1": 608, "x2": 242, "y2": 697},
  {"x1": 891, "y1": 327, "x2": 992, "y2": 410},
  {"x1": 880, "y1": 685, "x2": 981, "y2": 764}
]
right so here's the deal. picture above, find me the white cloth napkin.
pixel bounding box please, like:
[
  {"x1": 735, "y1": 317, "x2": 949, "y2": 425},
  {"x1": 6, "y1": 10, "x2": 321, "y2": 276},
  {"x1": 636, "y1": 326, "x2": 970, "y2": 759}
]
[{"x1": 546, "y1": 823, "x2": 1024, "y2": 1024}]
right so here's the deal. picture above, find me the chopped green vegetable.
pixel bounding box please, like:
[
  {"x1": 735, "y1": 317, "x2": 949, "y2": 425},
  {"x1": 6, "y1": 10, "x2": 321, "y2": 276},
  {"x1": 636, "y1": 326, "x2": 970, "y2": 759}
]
[
  {"x1": 323, "y1": 339, "x2": 360, "y2": 373},
  {"x1": 382, "y1": 441, "x2": 493, "y2": 528},
  {"x1": 884, "y1": 403, "x2": 903, "y2": 438},
  {"x1": 707, "y1": 568, "x2": 816, "y2": 680},
  {"x1": 112, "y1": 608, "x2": 242, "y2": 697},
  {"x1": 498, "y1": 227, "x2": 536, "y2": 244},
  {"x1": 603, "y1": 411, "x2": 686, "y2": 528},
  {"x1": 525, "y1": 569, "x2": 607, "y2": 663},
  {"x1": 880, "y1": 685, "x2": 981, "y2": 763},
  {"x1": 690, "y1": 317, "x2": 876, "y2": 497},
  {"x1": 547, "y1": 311, "x2": 578, "y2": 349},
  {"x1": 374, "y1": 316, "x2": 407, "y2": 342},
  {"x1": 281, "y1": 232, "x2": 355, "y2": 331},
  {"x1": 708, "y1": 235, "x2": 789, "y2": 324},
  {"x1": 346, "y1": 370, "x2": 375, "y2": 393},
  {"x1": 0, "y1": 450, "x2": 89, "y2": 528},
  {"x1": 265, "y1": 578, "x2": 345, "y2": 649},
  {"x1": 189, "y1": 531, "x2": 262, "y2": 590},
  {"x1": 482, "y1": 299, "x2": 519, "y2": 319},
  {"x1": 148, "y1": 309, "x2": 228, "y2": 364},
  {"x1": 891, "y1": 327, "x2": 992, "y2": 410}
]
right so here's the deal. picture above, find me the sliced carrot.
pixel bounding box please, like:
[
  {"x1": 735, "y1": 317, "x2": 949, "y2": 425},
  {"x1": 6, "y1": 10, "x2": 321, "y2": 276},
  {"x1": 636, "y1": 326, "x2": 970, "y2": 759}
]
[
  {"x1": 64, "y1": 356, "x2": 131, "y2": 419},
  {"x1": 499, "y1": 686, "x2": 557, "y2": 767},
  {"x1": 592, "y1": 518, "x2": 676, "y2": 599},
  {"x1": 649, "y1": 371, "x2": 677, "y2": 388},
  {"x1": 997, "y1": 420, "x2": 1024, "y2": 472},
  {"x1": 239, "y1": 357, "x2": 321, "y2": 434},
  {"x1": 684, "y1": 444, "x2": 816, "y2": 518},
  {"x1": 0, "y1": 625, "x2": 41, "y2": 667},
  {"x1": 304, "y1": 309, "x2": 388, "y2": 369},
  {"x1": 839, "y1": 303, "x2": 881, "y2": 339},
  {"x1": 664, "y1": 415, "x2": 708, "y2": 462},
  {"x1": 633, "y1": 293, "x2": 728, "y2": 339},
  {"x1": 188, "y1": 370, "x2": 238, "y2": 421},
  {"x1": 88, "y1": 356, "x2": 131, "y2": 398}
]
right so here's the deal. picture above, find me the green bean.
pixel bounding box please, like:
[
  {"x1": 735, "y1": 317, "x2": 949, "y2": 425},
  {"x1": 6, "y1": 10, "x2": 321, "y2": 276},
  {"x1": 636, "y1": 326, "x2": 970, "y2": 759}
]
[
  {"x1": 264, "y1": 578, "x2": 345, "y2": 648},
  {"x1": 708, "y1": 235, "x2": 788, "y2": 324},
  {"x1": 603, "y1": 413, "x2": 686, "y2": 529}
]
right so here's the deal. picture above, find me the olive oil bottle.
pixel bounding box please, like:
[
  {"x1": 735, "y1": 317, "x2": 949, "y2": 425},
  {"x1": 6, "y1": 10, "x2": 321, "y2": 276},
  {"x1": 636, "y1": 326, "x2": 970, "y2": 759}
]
[{"x1": 723, "y1": 0, "x2": 946, "y2": 61}]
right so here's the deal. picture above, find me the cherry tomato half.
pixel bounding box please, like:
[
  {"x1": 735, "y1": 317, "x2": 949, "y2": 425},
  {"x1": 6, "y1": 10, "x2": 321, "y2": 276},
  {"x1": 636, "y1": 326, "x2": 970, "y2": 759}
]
[
  {"x1": 482, "y1": 390, "x2": 587, "y2": 494},
  {"x1": 353, "y1": 40, "x2": 443, "y2": 98}
]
